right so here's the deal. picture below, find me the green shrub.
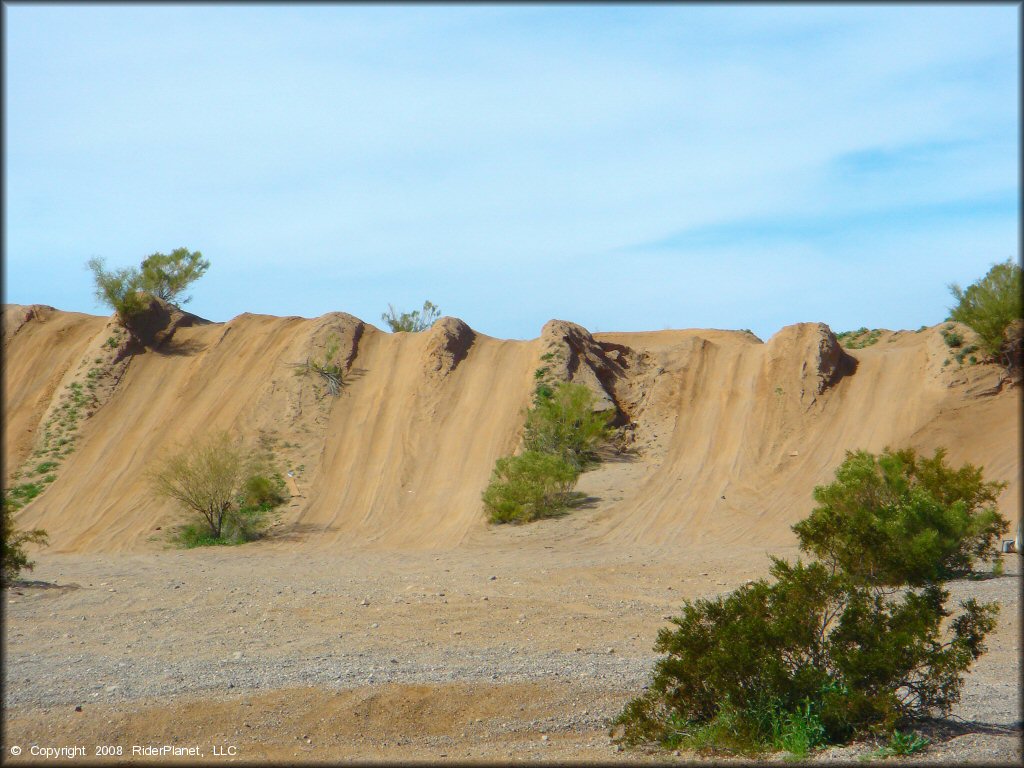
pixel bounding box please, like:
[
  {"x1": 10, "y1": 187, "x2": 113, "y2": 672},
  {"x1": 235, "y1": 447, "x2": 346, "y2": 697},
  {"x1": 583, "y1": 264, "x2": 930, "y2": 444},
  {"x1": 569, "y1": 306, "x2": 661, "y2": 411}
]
[
  {"x1": 242, "y1": 473, "x2": 286, "y2": 509},
  {"x1": 482, "y1": 451, "x2": 581, "y2": 524},
  {"x1": 871, "y1": 729, "x2": 930, "y2": 758},
  {"x1": 949, "y1": 259, "x2": 1022, "y2": 359},
  {"x1": 175, "y1": 521, "x2": 230, "y2": 548},
  {"x1": 523, "y1": 381, "x2": 613, "y2": 470},
  {"x1": 941, "y1": 329, "x2": 964, "y2": 348},
  {"x1": 793, "y1": 448, "x2": 1007, "y2": 586},
  {"x1": 380, "y1": 300, "x2": 441, "y2": 333},
  {"x1": 614, "y1": 448, "x2": 1005, "y2": 755},
  {"x1": 2, "y1": 504, "x2": 48, "y2": 584}
]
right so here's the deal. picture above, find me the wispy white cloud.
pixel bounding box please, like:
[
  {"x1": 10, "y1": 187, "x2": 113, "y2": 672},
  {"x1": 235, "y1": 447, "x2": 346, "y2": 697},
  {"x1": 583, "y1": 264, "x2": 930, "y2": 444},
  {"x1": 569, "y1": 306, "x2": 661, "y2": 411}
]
[{"x1": 5, "y1": 5, "x2": 1017, "y2": 339}]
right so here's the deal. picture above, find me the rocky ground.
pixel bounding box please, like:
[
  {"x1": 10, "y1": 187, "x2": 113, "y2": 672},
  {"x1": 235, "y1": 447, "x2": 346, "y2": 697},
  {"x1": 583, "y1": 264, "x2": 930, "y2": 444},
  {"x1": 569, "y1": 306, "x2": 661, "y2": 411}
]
[{"x1": 3, "y1": 539, "x2": 1020, "y2": 764}]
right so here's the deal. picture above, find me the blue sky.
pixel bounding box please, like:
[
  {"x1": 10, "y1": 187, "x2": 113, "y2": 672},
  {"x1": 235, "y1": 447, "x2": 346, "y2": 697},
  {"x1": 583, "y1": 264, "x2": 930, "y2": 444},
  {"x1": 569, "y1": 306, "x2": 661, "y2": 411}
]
[{"x1": 4, "y1": 4, "x2": 1018, "y2": 340}]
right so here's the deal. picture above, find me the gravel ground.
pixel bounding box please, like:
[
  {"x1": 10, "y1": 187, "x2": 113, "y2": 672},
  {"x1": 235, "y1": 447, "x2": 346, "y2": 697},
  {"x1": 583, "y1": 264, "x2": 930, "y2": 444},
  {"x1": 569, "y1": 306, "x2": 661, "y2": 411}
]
[{"x1": 3, "y1": 543, "x2": 1020, "y2": 763}]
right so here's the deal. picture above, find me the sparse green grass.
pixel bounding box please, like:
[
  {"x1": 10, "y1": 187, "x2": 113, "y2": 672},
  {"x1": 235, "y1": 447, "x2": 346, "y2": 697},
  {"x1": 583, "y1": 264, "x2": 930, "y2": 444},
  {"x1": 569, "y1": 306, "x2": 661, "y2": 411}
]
[
  {"x1": 7, "y1": 352, "x2": 116, "y2": 512},
  {"x1": 3, "y1": 482, "x2": 45, "y2": 513},
  {"x1": 836, "y1": 328, "x2": 883, "y2": 349},
  {"x1": 866, "y1": 730, "x2": 930, "y2": 759},
  {"x1": 653, "y1": 698, "x2": 828, "y2": 759}
]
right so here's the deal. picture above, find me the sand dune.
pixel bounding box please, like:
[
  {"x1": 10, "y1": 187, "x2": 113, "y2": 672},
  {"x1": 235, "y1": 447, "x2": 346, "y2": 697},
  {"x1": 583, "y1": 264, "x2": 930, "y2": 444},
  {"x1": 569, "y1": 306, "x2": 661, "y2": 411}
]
[{"x1": 4, "y1": 305, "x2": 1018, "y2": 553}]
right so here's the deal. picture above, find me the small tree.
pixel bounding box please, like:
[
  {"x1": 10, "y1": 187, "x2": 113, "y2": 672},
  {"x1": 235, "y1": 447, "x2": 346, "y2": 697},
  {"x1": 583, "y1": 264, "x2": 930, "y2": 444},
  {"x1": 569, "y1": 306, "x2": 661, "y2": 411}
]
[
  {"x1": 524, "y1": 381, "x2": 614, "y2": 470},
  {"x1": 87, "y1": 247, "x2": 208, "y2": 327},
  {"x1": 2, "y1": 505, "x2": 48, "y2": 585},
  {"x1": 149, "y1": 431, "x2": 281, "y2": 544},
  {"x1": 381, "y1": 300, "x2": 441, "y2": 333},
  {"x1": 138, "y1": 248, "x2": 210, "y2": 306},
  {"x1": 949, "y1": 259, "x2": 1022, "y2": 359}
]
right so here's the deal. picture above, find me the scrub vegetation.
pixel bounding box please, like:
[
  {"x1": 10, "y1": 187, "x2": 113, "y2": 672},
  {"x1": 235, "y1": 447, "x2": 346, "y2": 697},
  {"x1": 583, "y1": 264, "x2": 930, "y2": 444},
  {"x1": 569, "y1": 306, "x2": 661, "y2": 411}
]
[{"x1": 613, "y1": 447, "x2": 1007, "y2": 758}]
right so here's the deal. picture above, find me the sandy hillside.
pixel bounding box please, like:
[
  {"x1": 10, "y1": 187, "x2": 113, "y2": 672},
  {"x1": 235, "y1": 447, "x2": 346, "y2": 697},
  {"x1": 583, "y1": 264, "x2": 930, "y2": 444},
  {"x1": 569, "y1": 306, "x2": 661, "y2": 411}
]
[
  {"x1": 3, "y1": 305, "x2": 1019, "y2": 553},
  {"x1": 3, "y1": 304, "x2": 1020, "y2": 763}
]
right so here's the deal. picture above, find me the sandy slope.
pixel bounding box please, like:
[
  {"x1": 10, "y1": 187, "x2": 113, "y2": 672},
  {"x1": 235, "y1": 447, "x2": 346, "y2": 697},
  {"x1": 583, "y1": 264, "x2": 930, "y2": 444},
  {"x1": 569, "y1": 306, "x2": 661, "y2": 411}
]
[
  {"x1": 4, "y1": 306, "x2": 1019, "y2": 554},
  {"x1": 3, "y1": 305, "x2": 1020, "y2": 763}
]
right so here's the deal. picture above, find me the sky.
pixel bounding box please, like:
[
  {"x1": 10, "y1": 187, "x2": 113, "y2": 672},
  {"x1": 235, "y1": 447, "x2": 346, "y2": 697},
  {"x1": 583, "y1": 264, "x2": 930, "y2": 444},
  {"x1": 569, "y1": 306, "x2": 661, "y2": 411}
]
[{"x1": 4, "y1": 4, "x2": 1019, "y2": 340}]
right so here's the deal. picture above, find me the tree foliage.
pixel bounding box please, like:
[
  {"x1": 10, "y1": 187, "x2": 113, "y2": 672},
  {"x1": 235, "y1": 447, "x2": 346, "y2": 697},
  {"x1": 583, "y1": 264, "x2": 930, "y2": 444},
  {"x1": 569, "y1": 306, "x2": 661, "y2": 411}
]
[
  {"x1": 87, "y1": 257, "x2": 149, "y2": 325},
  {"x1": 149, "y1": 431, "x2": 284, "y2": 544},
  {"x1": 948, "y1": 259, "x2": 1022, "y2": 359},
  {"x1": 138, "y1": 248, "x2": 210, "y2": 305},
  {"x1": 614, "y1": 447, "x2": 1006, "y2": 756},
  {"x1": 380, "y1": 300, "x2": 441, "y2": 333},
  {"x1": 2, "y1": 504, "x2": 48, "y2": 584},
  {"x1": 87, "y1": 247, "x2": 208, "y2": 327}
]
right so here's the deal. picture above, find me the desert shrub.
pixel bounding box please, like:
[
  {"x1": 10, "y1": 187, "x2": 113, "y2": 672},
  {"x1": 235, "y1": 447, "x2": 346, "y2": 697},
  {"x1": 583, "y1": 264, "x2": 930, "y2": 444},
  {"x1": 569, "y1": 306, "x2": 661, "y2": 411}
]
[
  {"x1": 292, "y1": 333, "x2": 345, "y2": 396},
  {"x1": 523, "y1": 381, "x2": 613, "y2": 470},
  {"x1": 484, "y1": 377, "x2": 612, "y2": 525},
  {"x1": 482, "y1": 451, "x2": 581, "y2": 524},
  {"x1": 949, "y1": 259, "x2": 1022, "y2": 359},
  {"x1": 872, "y1": 729, "x2": 931, "y2": 758},
  {"x1": 2, "y1": 504, "x2": 48, "y2": 584},
  {"x1": 150, "y1": 431, "x2": 286, "y2": 545},
  {"x1": 242, "y1": 473, "x2": 286, "y2": 509},
  {"x1": 380, "y1": 300, "x2": 441, "y2": 333},
  {"x1": 614, "y1": 448, "x2": 1004, "y2": 756},
  {"x1": 941, "y1": 329, "x2": 964, "y2": 348},
  {"x1": 793, "y1": 448, "x2": 1007, "y2": 586}
]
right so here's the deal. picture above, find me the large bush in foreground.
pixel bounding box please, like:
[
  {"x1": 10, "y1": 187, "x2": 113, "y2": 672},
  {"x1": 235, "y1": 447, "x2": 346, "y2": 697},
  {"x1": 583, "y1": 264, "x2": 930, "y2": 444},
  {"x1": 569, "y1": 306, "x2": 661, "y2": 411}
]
[
  {"x1": 613, "y1": 448, "x2": 1007, "y2": 757},
  {"x1": 949, "y1": 259, "x2": 1022, "y2": 361},
  {"x1": 793, "y1": 448, "x2": 1006, "y2": 586}
]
